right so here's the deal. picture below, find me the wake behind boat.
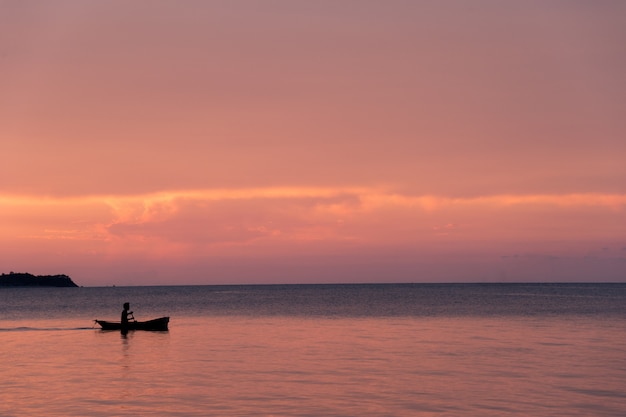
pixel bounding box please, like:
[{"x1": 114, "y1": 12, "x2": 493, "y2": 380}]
[{"x1": 95, "y1": 316, "x2": 169, "y2": 331}]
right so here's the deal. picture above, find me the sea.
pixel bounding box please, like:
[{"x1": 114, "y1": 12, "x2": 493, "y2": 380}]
[{"x1": 1, "y1": 283, "x2": 625, "y2": 416}]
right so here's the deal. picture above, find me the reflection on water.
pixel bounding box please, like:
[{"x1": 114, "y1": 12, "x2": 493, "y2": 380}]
[
  {"x1": 1, "y1": 315, "x2": 625, "y2": 416},
  {"x1": 1, "y1": 284, "x2": 625, "y2": 416}
]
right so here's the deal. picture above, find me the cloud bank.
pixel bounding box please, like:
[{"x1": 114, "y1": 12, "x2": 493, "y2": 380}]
[{"x1": 1, "y1": 188, "x2": 624, "y2": 284}]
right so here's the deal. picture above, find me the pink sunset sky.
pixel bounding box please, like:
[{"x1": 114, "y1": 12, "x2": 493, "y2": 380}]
[{"x1": 1, "y1": 1, "x2": 625, "y2": 286}]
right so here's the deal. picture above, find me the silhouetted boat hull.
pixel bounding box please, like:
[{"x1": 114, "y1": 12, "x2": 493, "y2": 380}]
[{"x1": 95, "y1": 317, "x2": 169, "y2": 331}]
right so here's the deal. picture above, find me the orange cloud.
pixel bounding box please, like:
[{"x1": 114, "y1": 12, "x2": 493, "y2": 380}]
[
  {"x1": 1, "y1": 187, "x2": 624, "y2": 253},
  {"x1": 2, "y1": 188, "x2": 625, "y2": 284}
]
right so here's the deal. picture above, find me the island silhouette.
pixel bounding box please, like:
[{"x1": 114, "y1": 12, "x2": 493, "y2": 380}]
[{"x1": 0, "y1": 272, "x2": 78, "y2": 287}]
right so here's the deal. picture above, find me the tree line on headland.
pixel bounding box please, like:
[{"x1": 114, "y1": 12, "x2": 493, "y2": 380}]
[{"x1": 0, "y1": 272, "x2": 79, "y2": 287}]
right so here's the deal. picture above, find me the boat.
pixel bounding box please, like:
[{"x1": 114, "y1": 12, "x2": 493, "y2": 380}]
[{"x1": 95, "y1": 317, "x2": 170, "y2": 331}]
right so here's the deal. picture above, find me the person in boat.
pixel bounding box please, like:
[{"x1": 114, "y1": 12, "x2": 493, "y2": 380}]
[{"x1": 121, "y1": 302, "x2": 134, "y2": 333}]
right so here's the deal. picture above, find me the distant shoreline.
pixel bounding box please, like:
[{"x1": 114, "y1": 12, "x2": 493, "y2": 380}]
[
  {"x1": 0, "y1": 272, "x2": 79, "y2": 287},
  {"x1": 22, "y1": 281, "x2": 624, "y2": 288}
]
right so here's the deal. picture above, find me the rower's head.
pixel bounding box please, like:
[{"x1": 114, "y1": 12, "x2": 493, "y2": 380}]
[{"x1": 123, "y1": 302, "x2": 130, "y2": 310}]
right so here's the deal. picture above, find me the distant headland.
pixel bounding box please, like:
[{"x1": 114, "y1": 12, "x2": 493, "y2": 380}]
[{"x1": 0, "y1": 272, "x2": 79, "y2": 287}]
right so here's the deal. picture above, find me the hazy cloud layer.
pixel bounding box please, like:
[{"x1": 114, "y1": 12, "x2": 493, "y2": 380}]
[{"x1": 1, "y1": 188, "x2": 624, "y2": 284}]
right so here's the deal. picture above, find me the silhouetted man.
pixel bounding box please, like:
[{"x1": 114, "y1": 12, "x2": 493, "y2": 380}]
[{"x1": 121, "y1": 302, "x2": 133, "y2": 334}]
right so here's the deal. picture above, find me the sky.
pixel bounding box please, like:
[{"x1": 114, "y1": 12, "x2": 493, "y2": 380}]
[{"x1": 1, "y1": 1, "x2": 625, "y2": 286}]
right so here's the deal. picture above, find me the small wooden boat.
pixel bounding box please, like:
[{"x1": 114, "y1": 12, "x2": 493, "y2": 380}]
[{"x1": 95, "y1": 317, "x2": 169, "y2": 331}]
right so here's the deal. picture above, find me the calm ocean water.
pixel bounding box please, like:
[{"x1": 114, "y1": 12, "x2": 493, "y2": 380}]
[{"x1": 1, "y1": 283, "x2": 625, "y2": 416}]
